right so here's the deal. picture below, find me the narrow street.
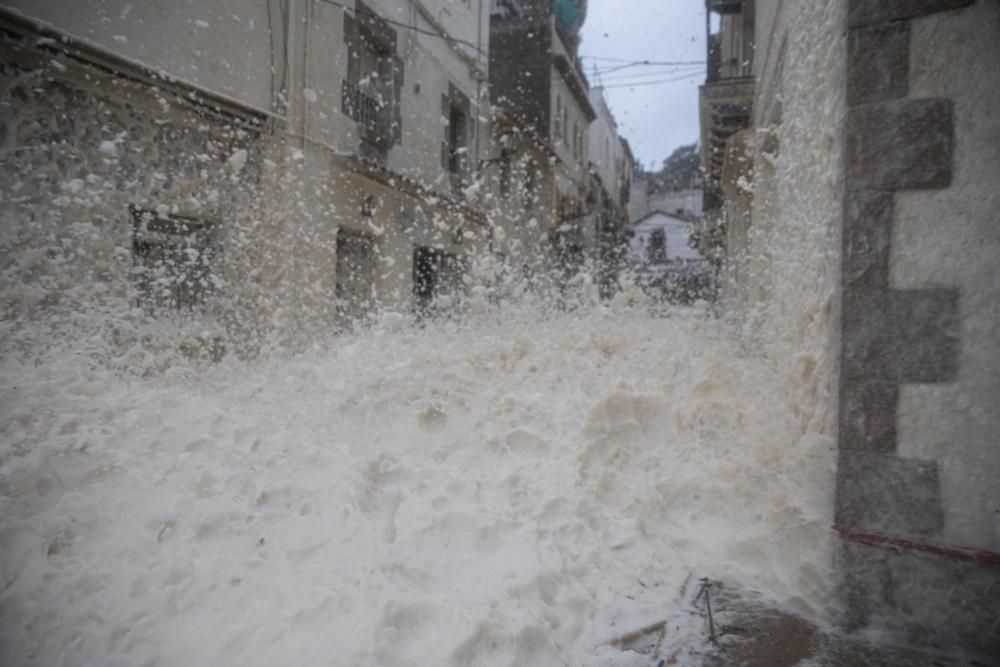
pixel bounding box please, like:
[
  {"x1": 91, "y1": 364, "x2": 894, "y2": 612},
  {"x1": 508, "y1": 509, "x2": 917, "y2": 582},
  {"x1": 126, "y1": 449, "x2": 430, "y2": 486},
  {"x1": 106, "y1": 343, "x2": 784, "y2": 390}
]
[
  {"x1": 1, "y1": 0, "x2": 998, "y2": 665},
  {"x1": 2, "y1": 307, "x2": 836, "y2": 665}
]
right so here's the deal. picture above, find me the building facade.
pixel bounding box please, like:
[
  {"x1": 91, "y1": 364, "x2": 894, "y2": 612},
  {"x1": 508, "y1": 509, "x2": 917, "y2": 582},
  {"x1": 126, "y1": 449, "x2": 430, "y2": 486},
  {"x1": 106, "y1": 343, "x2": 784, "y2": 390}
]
[
  {"x1": 697, "y1": 0, "x2": 755, "y2": 264},
  {"x1": 699, "y1": 0, "x2": 1000, "y2": 659},
  {"x1": 587, "y1": 87, "x2": 632, "y2": 296},
  {"x1": 629, "y1": 211, "x2": 701, "y2": 265},
  {"x1": 0, "y1": 0, "x2": 495, "y2": 356},
  {"x1": 488, "y1": 0, "x2": 596, "y2": 288}
]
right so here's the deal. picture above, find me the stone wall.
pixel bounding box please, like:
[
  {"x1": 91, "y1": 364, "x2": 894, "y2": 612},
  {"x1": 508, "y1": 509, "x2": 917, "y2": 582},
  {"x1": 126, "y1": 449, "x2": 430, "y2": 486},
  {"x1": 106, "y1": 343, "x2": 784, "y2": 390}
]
[{"x1": 835, "y1": 0, "x2": 1000, "y2": 658}]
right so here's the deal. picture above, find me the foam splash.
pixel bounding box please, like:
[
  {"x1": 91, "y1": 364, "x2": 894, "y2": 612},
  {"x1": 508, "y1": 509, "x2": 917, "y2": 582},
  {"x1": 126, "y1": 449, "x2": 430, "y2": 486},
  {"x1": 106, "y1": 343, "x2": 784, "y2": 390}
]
[{"x1": 0, "y1": 305, "x2": 836, "y2": 666}]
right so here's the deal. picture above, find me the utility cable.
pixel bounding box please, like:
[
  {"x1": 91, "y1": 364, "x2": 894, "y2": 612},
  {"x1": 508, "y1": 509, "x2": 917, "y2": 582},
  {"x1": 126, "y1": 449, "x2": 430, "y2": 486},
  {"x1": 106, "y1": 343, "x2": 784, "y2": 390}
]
[
  {"x1": 601, "y1": 71, "x2": 704, "y2": 89},
  {"x1": 315, "y1": 0, "x2": 486, "y2": 57},
  {"x1": 594, "y1": 65, "x2": 704, "y2": 84}
]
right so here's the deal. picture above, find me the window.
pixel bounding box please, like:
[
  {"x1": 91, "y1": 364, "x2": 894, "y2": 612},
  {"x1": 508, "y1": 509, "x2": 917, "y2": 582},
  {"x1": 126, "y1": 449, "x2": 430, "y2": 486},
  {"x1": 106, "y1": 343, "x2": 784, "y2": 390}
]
[
  {"x1": 130, "y1": 206, "x2": 217, "y2": 313},
  {"x1": 490, "y1": 0, "x2": 522, "y2": 16},
  {"x1": 442, "y1": 83, "x2": 472, "y2": 186},
  {"x1": 523, "y1": 157, "x2": 537, "y2": 208},
  {"x1": 573, "y1": 121, "x2": 579, "y2": 158},
  {"x1": 413, "y1": 246, "x2": 466, "y2": 318},
  {"x1": 554, "y1": 94, "x2": 562, "y2": 142},
  {"x1": 342, "y1": 2, "x2": 403, "y2": 158},
  {"x1": 448, "y1": 107, "x2": 468, "y2": 174},
  {"x1": 647, "y1": 228, "x2": 667, "y2": 263},
  {"x1": 499, "y1": 150, "x2": 511, "y2": 195}
]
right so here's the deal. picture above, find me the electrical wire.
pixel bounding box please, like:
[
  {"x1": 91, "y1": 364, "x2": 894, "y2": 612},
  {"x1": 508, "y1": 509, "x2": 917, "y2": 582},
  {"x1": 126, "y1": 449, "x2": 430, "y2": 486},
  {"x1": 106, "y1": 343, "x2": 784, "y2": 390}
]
[
  {"x1": 583, "y1": 57, "x2": 705, "y2": 69},
  {"x1": 594, "y1": 65, "x2": 704, "y2": 83},
  {"x1": 601, "y1": 71, "x2": 704, "y2": 89},
  {"x1": 315, "y1": 0, "x2": 486, "y2": 56},
  {"x1": 588, "y1": 62, "x2": 704, "y2": 88}
]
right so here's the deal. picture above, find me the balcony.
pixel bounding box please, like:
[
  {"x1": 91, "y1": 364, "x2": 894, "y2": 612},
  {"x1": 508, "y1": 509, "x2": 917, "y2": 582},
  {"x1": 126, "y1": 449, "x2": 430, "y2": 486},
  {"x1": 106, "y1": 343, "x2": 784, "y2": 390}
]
[
  {"x1": 551, "y1": 18, "x2": 595, "y2": 124},
  {"x1": 707, "y1": 0, "x2": 746, "y2": 14},
  {"x1": 342, "y1": 79, "x2": 389, "y2": 148},
  {"x1": 698, "y1": 77, "x2": 754, "y2": 207},
  {"x1": 701, "y1": 0, "x2": 754, "y2": 206}
]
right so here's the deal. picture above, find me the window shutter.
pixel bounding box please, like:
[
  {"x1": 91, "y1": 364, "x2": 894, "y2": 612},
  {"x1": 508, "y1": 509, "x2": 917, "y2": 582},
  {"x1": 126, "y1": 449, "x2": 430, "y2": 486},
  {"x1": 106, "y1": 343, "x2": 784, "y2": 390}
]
[
  {"x1": 462, "y1": 111, "x2": 473, "y2": 178},
  {"x1": 441, "y1": 94, "x2": 451, "y2": 171},
  {"x1": 391, "y1": 55, "x2": 404, "y2": 145},
  {"x1": 342, "y1": 13, "x2": 359, "y2": 119}
]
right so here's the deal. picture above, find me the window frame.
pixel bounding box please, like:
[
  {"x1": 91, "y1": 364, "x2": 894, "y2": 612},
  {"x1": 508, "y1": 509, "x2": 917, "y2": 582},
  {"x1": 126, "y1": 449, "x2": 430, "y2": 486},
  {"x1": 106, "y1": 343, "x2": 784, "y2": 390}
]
[
  {"x1": 342, "y1": 1, "x2": 403, "y2": 158},
  {"x1": 129, "y1": 205, "x2": 218, "y2": 314}
]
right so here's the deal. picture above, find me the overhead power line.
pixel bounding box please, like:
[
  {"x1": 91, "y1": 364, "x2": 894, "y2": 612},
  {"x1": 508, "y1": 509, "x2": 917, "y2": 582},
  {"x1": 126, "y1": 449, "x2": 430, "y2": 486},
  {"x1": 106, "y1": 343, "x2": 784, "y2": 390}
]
[
  {"x1": 582, "y1": 55, "x2": 705, "y2": 64},
  {"x1": 594, "y1": 65, "x2": 704, "y2": 83},
  {"x1": 315, "y1": 0, "x2": 486, "y2": 56},
  {"x1": 601, "y1": 71, "x2": 704, "y2": 89},
  {"x1": 583, "y1": 57, "x2": 706, "y2": 68}
]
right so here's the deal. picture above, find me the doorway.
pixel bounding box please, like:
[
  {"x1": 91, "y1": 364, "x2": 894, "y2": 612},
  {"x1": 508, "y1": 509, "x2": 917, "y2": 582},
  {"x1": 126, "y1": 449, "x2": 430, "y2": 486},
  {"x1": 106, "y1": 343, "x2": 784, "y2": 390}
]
[
  {"x1": 413, "y1": 246, "x2": 465, "y2": 318},
  {"x1": 336, "y1": 229, "x2": 376, "y2": 327}
]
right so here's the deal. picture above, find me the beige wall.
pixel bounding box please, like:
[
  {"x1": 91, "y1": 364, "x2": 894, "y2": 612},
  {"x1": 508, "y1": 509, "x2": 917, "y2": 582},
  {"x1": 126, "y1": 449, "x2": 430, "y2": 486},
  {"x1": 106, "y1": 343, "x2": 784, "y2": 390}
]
[
  {"x1": 892, "y1": 1, "x2": 1000, "y2": 551},
  {"x1": 549, "y1": 67, "x2": 589, "y2": 189},
  {"x1": 1, "y1": 0, "x2": 275, "y2": 112},
  {"x1": 483, "y1": 128, "x2": 554, "y2": 273},
  {"x1": 587, "y1": 87, "x2": 618, "y2": 191},
  {"x1": 715, "y1": 0, "x2": 847, "y2": 605},
  {"x1": 0, "y1": 0, "x2": 497, "y2": 352},
  {"x1": 298, "y1": 0, "x2": 489, "y2": 195}
]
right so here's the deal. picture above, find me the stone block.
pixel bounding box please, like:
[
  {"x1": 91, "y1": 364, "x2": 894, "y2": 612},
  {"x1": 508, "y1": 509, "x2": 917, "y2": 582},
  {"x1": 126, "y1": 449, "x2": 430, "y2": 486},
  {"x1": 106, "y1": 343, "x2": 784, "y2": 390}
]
[
  {"x1": 837, "y1": 539, "x2": 1000, "y2": 659},
  {"x1": 836, "y1": 450, "x2": 943, "y2": 536},
  {"x1": 842, "y1": 190, "x2": 893, "y2": 290},
  {"x1": 839, "y1": 379, "x2": 899, "y2": 454},
  {"x1": 848, "y1": 0, "x2": 974, "y2": 28},
  {"x1": 846, "y1": 98, "x2": 954, "y2": 192},
  {"x1": 889, "y1": 288, "x2": 961, "y2": 383},
  {"x1": 847, "y1": 22, "x2": 909, "y2": 106},
  {"x1": 841, "y1": 288, "x2": 959, "y2": 384}
]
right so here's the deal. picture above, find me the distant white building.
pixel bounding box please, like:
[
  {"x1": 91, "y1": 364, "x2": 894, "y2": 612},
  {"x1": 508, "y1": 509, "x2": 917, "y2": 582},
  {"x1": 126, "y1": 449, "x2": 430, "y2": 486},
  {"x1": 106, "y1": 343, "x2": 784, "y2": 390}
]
[
  {"x1": 648, "y1": 189, "x2": 703, "y2": 218},
  {"x1": 629, "y1": 210, "x2": 702, "y2": 264},
  {"x1": 629, "y1": 177, "x2": 703, "y2": 224}
]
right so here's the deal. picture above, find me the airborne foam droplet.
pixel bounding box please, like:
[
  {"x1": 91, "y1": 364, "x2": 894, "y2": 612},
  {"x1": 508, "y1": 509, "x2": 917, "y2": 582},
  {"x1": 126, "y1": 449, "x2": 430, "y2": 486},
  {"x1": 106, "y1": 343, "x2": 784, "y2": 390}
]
[{"x1": 226, "y1": 148, "x2": 248, "y2": 173}]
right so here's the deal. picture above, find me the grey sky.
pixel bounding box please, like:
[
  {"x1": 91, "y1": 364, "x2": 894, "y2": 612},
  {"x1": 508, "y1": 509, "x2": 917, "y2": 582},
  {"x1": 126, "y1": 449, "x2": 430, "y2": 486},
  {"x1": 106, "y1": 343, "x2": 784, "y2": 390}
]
[{"x1": 579, "y1": 1, "x2": 705, "y2": 171}]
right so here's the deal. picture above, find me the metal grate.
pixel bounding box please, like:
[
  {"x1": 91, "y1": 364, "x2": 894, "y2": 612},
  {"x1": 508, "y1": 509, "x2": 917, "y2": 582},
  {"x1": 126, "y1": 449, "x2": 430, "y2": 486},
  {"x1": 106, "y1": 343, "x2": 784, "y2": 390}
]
[{"x1": 342, "y1": 80, "x2": 381, "y2": 133}]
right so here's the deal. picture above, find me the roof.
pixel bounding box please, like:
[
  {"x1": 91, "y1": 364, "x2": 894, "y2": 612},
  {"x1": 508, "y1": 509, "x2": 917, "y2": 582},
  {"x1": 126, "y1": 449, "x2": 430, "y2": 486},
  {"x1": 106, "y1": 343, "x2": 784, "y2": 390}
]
[{"x1": 633, "y1": 209, "x2": 698, "y2": 226}]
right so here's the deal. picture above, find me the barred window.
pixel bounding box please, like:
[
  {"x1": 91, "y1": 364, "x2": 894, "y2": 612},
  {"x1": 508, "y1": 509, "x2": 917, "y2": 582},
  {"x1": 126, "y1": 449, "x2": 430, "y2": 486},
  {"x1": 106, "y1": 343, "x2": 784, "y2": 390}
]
[
  {"x1": 130, "y1": 206, "x2": 218, "y2": 313},
  {"x1": 342, "y1": 1, "x2": 403, "y2": 159}
]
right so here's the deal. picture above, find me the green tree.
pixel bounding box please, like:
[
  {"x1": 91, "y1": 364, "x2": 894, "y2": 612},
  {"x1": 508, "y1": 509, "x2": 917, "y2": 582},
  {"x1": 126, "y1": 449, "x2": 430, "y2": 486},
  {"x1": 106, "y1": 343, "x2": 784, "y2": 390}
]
[{"x1": 650, "y1": 143, "x2": 701, "y2": 193}]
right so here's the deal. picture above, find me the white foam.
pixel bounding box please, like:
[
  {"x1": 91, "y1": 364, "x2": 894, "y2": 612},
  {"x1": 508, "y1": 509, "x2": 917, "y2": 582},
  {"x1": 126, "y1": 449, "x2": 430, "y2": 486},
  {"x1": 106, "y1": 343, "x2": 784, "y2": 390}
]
[{"x1": 0, "y1": 305, "x2": 836, "y2": 666}]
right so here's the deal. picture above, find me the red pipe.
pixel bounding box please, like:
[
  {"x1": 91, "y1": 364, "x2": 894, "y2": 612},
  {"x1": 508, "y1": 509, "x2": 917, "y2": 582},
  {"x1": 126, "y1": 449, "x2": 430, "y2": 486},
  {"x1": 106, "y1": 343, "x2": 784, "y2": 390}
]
[{"x1": 834, "y1": 525, "x2": 1000, "y2": 570}]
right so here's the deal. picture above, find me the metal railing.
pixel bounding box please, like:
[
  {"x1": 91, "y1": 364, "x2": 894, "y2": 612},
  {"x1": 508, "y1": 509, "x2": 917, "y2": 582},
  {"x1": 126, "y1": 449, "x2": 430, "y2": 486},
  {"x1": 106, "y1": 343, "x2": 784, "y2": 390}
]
[{"x1": 342, "y1": 80, "x2": 382, "y2": 133}]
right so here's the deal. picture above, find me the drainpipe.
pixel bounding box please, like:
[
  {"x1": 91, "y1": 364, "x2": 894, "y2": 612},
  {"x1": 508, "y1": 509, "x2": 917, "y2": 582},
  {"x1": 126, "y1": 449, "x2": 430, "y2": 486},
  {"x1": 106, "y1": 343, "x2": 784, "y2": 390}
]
[
  {"x1": 476, "y1": 0, "x2": 485, "y2": 172},
  {"x1": 284, "y1": 0, "x2": 308, "y2": 150},
  {"x1": 301, "y1": 0, "x2": 312, "y2": 148}
]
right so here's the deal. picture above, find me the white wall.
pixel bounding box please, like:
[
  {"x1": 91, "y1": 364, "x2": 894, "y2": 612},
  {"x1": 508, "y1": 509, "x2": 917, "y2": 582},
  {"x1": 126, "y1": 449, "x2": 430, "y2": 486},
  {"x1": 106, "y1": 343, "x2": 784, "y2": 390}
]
[
  {"x1": 648, "y1": 189, "x2": 702, "y2": 218},
  {"x1": 629, "y1": 212, "x2": 701, "y2": 262},
  {"x1": 549, "y1": 65, "x2": 589, "y2": 190},
  {"x1": 587, "y1": 87, "x2": 620, "y2": 193}
]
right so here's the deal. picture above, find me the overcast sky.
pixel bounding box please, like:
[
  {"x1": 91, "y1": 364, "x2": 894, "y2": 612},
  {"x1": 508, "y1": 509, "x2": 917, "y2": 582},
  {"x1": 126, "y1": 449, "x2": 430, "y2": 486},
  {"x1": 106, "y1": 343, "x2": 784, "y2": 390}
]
[{"x1": 579, "y1": 2, "x2": 705, "y2": 171}]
